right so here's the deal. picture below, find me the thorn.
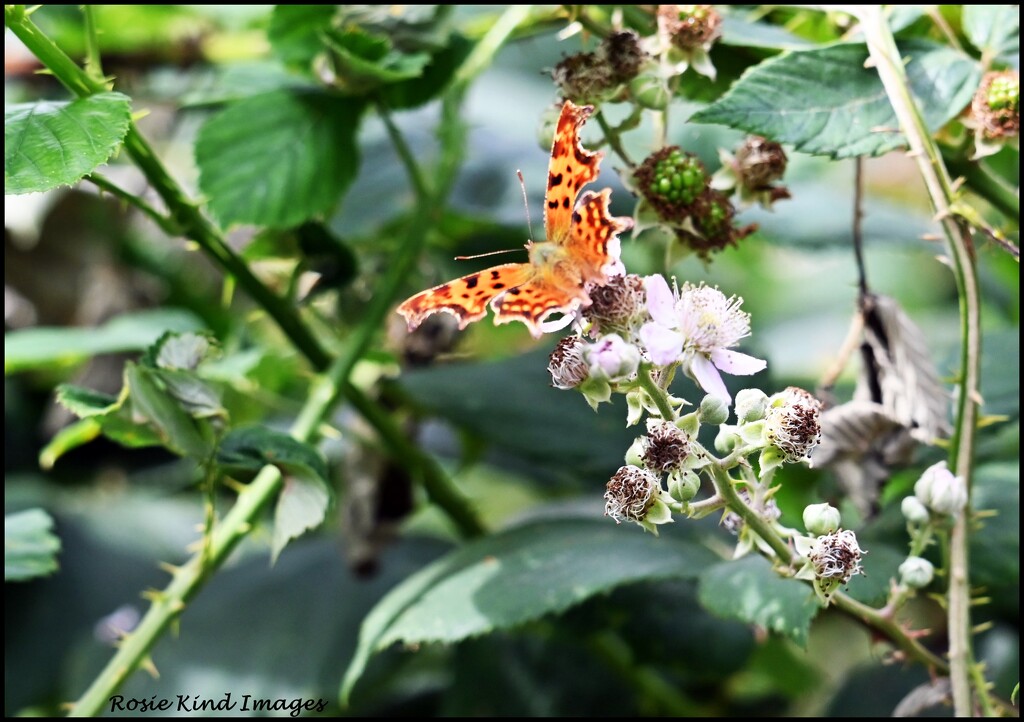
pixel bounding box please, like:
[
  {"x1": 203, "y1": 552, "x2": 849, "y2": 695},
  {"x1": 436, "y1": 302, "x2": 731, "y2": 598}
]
[
  {"x1": 919, "y1": 233, "x2": 942, "y2": 241},
  {"x1": 141, "y1": 588, "x2": 165, "y2": 603},
  {"x1": 140, "y1": 655, "x2": 160, "y2": 679},
  {"x1": 970, "y1": 596, "x2": 992, "y2": 607},
  {"x1": 905, "y1": 148, "x2": 924, "y2": 158},
  {"x1": 949, "y1": 176, "x2": 965, "y2": 192},
  {"x1": 158, "y1": 561, "x2": 181, "y2": 576},
  {"x1": 972, "y1": 621, "x2": 994, "y2": 633},
  {"x1": 222, "y1": 477, "x2": 247, "y2": 494}
]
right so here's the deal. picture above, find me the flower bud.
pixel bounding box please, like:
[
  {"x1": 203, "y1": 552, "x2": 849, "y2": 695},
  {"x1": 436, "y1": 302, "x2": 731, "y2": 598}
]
[
  {"x1": 585, "y1": 333, "x2": 640, "y2": 382},
  {"x1": 914, "y1": 461, "x2": 967, "y2": 516},
  {"x1": 802, "y1": 503, "x2": 841, "y2": 536},
  {"x1": 548, "y1": 335, "x2": 589, "y2": 389},
  {"x1": 899, "y1": 556, "x2": 935, "y2": 590},
  {"x1": 697, "y1": 394, "x2": 729, "y2": 425},
  {"x1": 734, "y1": 388, "x2": 769, "y2": 423},
  {"x1": 629, "y1": 72, "x2": 670, "y2": 110},
  {"x1": 668, "y1": 469, "x2": 700, "y2": 503},
  {"x1": 901, "y1": 495, "x2": 930, "y2": 525}
]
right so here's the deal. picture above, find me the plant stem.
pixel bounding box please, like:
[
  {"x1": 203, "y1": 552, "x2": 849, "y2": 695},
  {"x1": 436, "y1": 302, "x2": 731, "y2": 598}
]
[
  {"x1": 858, "y1": 8, "x2": 986, "y2": 715},
  {"x1": 830, "y1": 591, "x2": 949, "y2": 672},
  {"x1": 85, "y1": 173, "x2": 180, "y2": 235},
  {"x1": 707, "y1": 462, "x2": 793, "y2": 562},
  {"x1": 637, "y1": 364, "x2": 677, "y2": 420},
  {"x1": 81, "y1": 5, "x2": 104, "y2": 84},
  {"x1": 943, "y1": 153, "x2": 1020, "y2": 223},
  {"x1": 595, "y1": 110, "x2": 636, "y2": 168}
]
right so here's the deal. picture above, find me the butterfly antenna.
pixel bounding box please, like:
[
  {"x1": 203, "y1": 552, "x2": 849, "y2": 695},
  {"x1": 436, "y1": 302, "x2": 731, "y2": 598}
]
[{"x1": 517, "y1": 169, "x2": 538, "y2": 242}]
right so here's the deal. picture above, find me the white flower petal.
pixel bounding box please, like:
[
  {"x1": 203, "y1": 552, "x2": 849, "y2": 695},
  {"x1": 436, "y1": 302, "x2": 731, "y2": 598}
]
[
  {"x1": 643, "y1": 275, "x2": 677, "y2": 327},
  {"x1": 710, "y1": 348, "x2": 767, "y2": 376},
  {"x1": 690, "y1": 354, "x2": 731, "y2": 404},
  {"x1": 640, "y1": 322, "x2": 684, "y2": 366}
]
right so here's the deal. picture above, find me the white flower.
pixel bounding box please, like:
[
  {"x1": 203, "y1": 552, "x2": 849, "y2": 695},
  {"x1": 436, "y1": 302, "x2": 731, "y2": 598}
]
[{"x1": 639, "y1": 275, "x2": 766, "y2": 404}]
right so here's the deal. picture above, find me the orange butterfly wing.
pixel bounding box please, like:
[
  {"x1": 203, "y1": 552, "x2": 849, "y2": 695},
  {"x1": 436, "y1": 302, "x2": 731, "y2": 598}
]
[
  {"x1": 396, "y1": 264, "x2": 534, "y2": 331},
  {"x1": 396, "y1": 100, "x2": 632, "y2": 338}
]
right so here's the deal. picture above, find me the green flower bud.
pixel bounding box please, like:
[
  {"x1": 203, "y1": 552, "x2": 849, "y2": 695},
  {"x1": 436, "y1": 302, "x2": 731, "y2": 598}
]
[
  {"x1": 802, "y1": 503, "x2": 841, "y2": 536},
  {"x1": 898, "y1": 556, "x2": 935, "y2": 590},
  {"x1": 734, "y1": 388, "x2": 769, "y2": 423},
  {"x1": 668, "y1": 469, "x2": 700, "y2": 503},
  {"x1": 901, "y1": 495, "x2": 930, "y2": 524},
  {"x1": 629, "y1": 73, "x2": 670, "y2": 110},
  {"x1": 698, "y1": 394, "x2": 729, "y2": 425}
]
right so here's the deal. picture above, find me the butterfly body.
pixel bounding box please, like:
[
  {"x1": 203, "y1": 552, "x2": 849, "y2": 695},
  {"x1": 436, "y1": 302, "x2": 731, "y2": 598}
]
[{"x1": 397, "y1": 101, "x2": 633, "y2": 338}]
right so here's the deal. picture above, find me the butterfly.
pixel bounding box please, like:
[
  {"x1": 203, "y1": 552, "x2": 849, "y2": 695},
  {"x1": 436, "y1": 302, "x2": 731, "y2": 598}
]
[{"x1": 396, "y1": 100, "x2": 634, "y2": 338}]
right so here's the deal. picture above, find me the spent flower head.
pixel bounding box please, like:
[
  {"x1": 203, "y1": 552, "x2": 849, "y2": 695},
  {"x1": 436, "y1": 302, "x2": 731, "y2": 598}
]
[
  {"x1": 764, "y1": 387, "x2": 822, "y2": 463},
  {"x1": 712, "y1": 136, "x2": 791, "y2": 209},
  {"x1": 548, "y1": 335, "x2": 589, "y2": 389},
  {"x1": 795, "y1": 528, "x2": 866, "y2": 604},
  {"x1": 639, "y1": 275, "x2": 766, "y2": 404},
  {"x1": 605, "y1": 465, "x2": 674, "y2": 534},
  {"x1": 657, "y1": 4, "x2": 722, "y2": 80},
  {"x1": 641, "y1": 418, "x2": 692, "y2": 475},
  {"x1": 584, "y1": 273, "x2": 647, "y2": 338}
]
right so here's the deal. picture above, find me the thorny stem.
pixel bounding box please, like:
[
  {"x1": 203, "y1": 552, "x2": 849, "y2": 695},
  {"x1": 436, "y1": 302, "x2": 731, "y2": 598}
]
[
  {"x1": 85, "y1": 173, "x2": 180, "y2": 235},
  {"x1": 858, "y1": 7, "x2": 987, "y2": 715},
  {"x1": 4, "y1": 2, "x2": 534, "y2": 712},
  {"x1": 707, "y1": 462, "x2": 793, "y2": 563}
]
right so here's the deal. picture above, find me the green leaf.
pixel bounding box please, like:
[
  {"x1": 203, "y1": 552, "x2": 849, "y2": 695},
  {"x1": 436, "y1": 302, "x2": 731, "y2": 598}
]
[
  {"x1": 690, "y1": 40, "x2": 982, "y2": 158},
  {"x1": 340, "y1": 518, "x2": 717, "y2": 702},
  {"x1": 4, "y1": 92, "x2": 132, "y2": 195},
  {"x1": 38, "y1": 418, "x2": 103, "y2": 469},
  {"x1": 195, "y1": 90, "x2": 364, "y2": 228},
  {"x1": 126, "y1": 363, "x2": 211, "y2": 459},
  {"x1": 268, "y1": 5, "x2": 337, "y2": 67},
  {"x1": 55, "y1": 381, "x2": 167, "y2": 455},
  {"x1": 216, "y1": 426, "x2": 329, "y2": 482},
  {"x1": 153, "y1": 369, "x2": 224, "y2": 419},
  {"x1": 378, "y1": 34, "x2": 473, "y2": 110},
  {"x1": 5, "y1": 509, "x2": 61, "y2": 581},
  {"x1": 719, "y1": 14, "x2": 813, "y2": 50},
  {"x1": 4, "y1": 308, "x2": 204, "y2": 374},
  {"x1": 150, "y1": 331, "x2": 215, "y2": 371},
  {"x1": 323, "y1": 27, "x2": 432, "y2": 94},
  {"x1": 698, "y1": 555, "x2": 819, "y2": 646},
  {"x1": 962, "y1": 5, "x2": 1019, "y2": 62},
  {"x1": 55, "y1": 384, "x2": 120, "y2": 418},
  {"x1": 272, "y1": 463, "x2": 331, "y2": 563}
]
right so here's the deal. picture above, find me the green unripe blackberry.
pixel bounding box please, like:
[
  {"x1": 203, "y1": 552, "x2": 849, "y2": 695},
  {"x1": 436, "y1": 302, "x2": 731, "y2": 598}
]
[
  {"x1": 987, "y1": 74, "x2": 1019, "y2": 112},
  {"x1": 972, "y1": 70, "x2": 1020, "y2": 140},
  {"x1": 638, "y1": 147, "x2": 707, "y2": 212}
]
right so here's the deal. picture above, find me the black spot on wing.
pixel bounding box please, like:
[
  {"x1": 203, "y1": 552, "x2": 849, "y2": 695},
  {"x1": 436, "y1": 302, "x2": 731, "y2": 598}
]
[{"x1": 465, "y1": 275, "x2": 479, "y2": 289}]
